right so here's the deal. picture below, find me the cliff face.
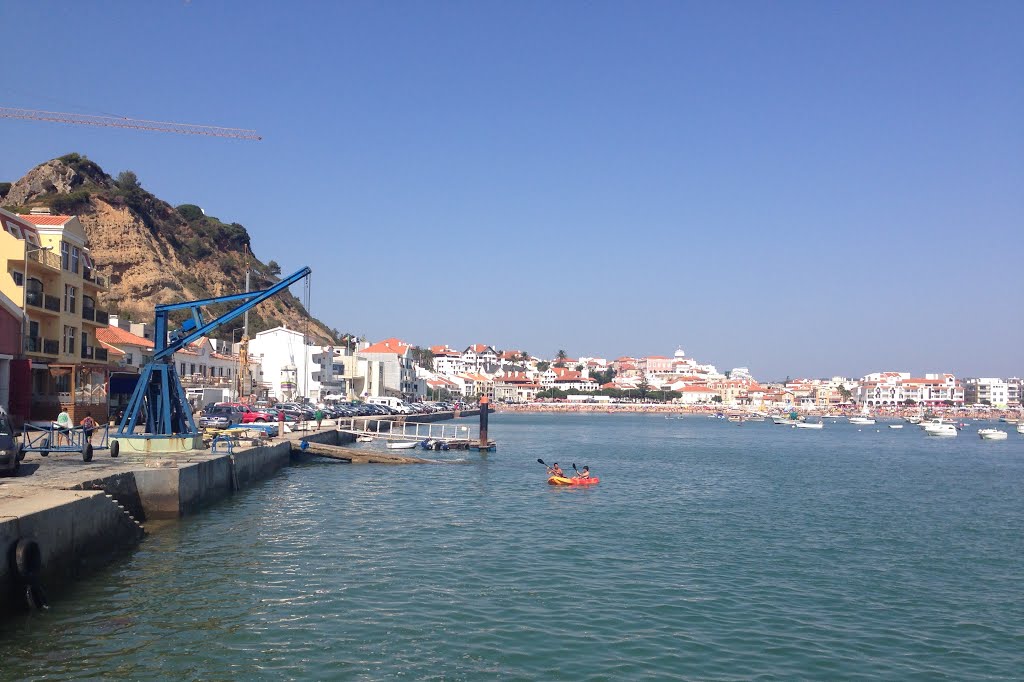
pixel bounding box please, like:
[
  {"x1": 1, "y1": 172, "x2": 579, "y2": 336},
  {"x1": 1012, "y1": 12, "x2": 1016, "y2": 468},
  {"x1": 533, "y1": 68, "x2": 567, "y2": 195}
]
[{"x1": 2, "y1": 154, "x2": 335, "y2": 344}]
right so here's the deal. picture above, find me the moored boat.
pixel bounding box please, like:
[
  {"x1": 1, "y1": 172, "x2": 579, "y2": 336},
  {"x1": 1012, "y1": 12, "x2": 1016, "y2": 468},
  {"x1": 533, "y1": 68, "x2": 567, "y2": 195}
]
[
  {"x1": 923, "y1": 422, "x2": 958, "y2": 437},
  {"x1": 1018, "y1": 423, "x2": 1024, "y2": 435},
  {"x1": 849, "y1": 417, "x2": 876, "y2": 425},
  {"x1": 978, "y1": 428, "x2": 1008, "y2": 440},
  {"x1": 386, "y1": 440, "x2": 419, "y2": 450},
  {"x1": 794, "y1": 420, "x2": 823, "y2": 429},
  {"x1": 889, "y1": 424, "x2": 904, "y2": 429}
]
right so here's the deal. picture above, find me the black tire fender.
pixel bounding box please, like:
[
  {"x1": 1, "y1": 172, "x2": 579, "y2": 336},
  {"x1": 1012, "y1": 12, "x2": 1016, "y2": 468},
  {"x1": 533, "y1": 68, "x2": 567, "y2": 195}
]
[
  {"x1": 83, "y1": 442, "x2": 93, "y2": 463},
  {"x1": 110, "y1": 440, "x2": 119, "y2": 458}
]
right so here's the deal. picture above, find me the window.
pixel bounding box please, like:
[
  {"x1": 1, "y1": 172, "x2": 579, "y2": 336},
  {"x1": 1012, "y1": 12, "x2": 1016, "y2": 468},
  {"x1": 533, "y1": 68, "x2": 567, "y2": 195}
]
[
  {"x1": 29, "y1": 320, "x2": 39, "y2": 339},
  {"x1": 65, "y1": 284, "x2": 77, "y2": 313},
  {"x1": 61, "y1": 241, "x2": 70, "y2": 270},
  {"x1": 12, "y1": 271, "x2": 23, "y2": 286},
  {"x1": 26, "y1": 278, "x2": 43, "y2": 307},
  {"x1": 81, "y1": 331, "x2": 88, "y2": 355},
  {"x1": 125, "y1": 352, "x2": 134, "y2": 365},
  {"x1": 180, "y1": 363, "x2": 186, "y2": 375},
  {"x1": 190, "y1": 363, "x2": 196, "y2": 375},
  {"x1": 64, "y1": 325, "x2": 77, "y2": 354},
  {"x1": 71, "y1": 246, "x2": 80, "y2": 274}
]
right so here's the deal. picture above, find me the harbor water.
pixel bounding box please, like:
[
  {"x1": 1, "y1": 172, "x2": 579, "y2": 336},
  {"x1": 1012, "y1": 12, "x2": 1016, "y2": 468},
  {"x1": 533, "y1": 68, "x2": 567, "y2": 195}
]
[{"x1": 2, "y1": 413, "x2": 1022, "y2": 680}]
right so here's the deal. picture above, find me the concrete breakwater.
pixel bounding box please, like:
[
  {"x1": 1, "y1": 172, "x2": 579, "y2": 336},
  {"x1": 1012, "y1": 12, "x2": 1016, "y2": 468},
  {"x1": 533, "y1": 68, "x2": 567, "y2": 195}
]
[{"x1": 0, "y1": 410, "x2": 476, "y2": 615}]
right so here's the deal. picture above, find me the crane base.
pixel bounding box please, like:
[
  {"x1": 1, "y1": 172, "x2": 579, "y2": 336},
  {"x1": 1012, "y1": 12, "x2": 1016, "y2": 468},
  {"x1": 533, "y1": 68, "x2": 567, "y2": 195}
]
[{"x1": 111, "y1": 434, "x2": 203, "y2": 455}]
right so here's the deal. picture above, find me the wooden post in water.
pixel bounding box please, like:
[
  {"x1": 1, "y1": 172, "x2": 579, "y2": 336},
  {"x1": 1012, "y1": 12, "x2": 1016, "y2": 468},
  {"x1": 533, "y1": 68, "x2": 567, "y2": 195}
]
[{"x1": 478, "y1": 395, "x2": 489, "y2": 448}]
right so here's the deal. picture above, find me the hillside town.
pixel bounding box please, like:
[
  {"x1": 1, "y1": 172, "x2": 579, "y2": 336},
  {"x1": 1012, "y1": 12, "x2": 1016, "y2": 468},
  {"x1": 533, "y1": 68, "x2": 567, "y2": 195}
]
[{"x1": 1, "y1": 206, "x2": 1020, "y2": 425}]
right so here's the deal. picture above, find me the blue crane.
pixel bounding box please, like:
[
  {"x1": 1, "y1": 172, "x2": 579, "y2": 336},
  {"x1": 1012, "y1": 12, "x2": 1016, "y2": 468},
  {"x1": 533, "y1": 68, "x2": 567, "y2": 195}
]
[{"x1": 117, "y1": 267, "x2": 312, "y2": 438}]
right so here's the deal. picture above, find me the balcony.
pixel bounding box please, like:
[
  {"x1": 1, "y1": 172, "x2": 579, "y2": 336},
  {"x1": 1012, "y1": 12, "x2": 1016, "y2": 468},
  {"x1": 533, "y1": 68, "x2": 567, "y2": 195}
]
[
  {"x1": 82, "y1": 346, "x2": 94, "y2": 359},
  {"x1": 81, "y1": 307, "x2": 109, "y2": 325},
  {"x1": 95, "y1": 347, "x2": 108, "y2": 362},
  {"x1": 43, "y1": 339, "x2": 60, "y2": 355},
  {"x1": 96, "y1": 310, "x2": 109, "y2": 324},
  {"x1": 28, "y1": 248, "x2": 61, "y2": 270},
  {"x1": 83, "y1": 268, "x2": 109, "y2": 288},
  {"x1": 44, "y1": 295, "x2": 60, "y2": 312}
]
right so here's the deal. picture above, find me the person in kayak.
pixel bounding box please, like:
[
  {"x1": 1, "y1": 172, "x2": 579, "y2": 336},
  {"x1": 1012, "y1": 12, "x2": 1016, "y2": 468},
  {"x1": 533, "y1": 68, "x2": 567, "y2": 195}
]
[
  {"x1": 547, "y1": 462, "x2": 565, "y2": 478},
  {"x1": 576, "y1": 466, "x2": 591, "y2": 479}
]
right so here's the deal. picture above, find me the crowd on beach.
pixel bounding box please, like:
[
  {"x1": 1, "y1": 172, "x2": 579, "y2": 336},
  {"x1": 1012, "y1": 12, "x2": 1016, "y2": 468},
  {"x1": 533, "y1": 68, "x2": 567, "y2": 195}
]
[{"x1": 493, "y1": 402, "x2": 1020, "y2": 421}]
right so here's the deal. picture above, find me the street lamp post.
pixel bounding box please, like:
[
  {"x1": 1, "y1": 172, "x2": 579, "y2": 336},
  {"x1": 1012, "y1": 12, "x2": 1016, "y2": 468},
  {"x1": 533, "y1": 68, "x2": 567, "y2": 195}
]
[{"x1": 21, "y1": 244, "x2": 53, "y2": 357}]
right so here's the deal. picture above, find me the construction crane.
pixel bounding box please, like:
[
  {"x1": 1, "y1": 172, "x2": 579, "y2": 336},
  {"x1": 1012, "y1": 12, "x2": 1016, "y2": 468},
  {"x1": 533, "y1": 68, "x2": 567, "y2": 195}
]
[
  {"x1": 118, "y1": 267, "x2": 311, "y2": 439},
  {"x1": 0, "y1": 106, "x2": 261, "y2": 140}
]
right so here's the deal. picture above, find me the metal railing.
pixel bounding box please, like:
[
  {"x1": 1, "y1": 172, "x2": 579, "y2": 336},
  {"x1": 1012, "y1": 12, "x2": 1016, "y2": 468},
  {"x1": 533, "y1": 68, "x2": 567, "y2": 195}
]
[
  {"x1": 26, "y1": 290, "x2": 43, "y2": 307},
  {"x1": 96, "y1": 310, "x2": 109, "y2": 324},
  {"x1": 28, "y1": 248, "x2": 61, "y2": 270},
  {"x1": 25, "y1": 337, "x2": 41, "y2": 352},
  {"x1": 95, "y1": 347, "x2": 108, "y2": 361},
  {"x1": 44, "y1": 295, "x2": 60, "y2": 312},
  {"x1": 82, "y1": 307, "x2": 96, "y2": 321},
  {"x1": 42, "y1": 339, "x2": 60, "y2": 355}
]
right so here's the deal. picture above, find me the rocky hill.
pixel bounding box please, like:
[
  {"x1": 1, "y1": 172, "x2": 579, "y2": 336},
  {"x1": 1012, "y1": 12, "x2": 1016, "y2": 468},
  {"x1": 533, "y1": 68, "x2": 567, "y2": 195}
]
[{"x1": 1, "y1": 154, "x2": 337, "y2": 344}]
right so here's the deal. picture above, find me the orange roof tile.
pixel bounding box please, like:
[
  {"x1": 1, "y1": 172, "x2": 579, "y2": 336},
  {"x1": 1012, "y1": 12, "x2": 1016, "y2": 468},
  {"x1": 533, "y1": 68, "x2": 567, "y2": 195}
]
[
  {"x1": 20, "y1": 214, "x2": 74, "y2": 225},
  {"x1": 360, "y1": 337, "x2": 410, "y2": 355},
  {"x1": 96, "y1": 325, "x2": 154, "y2": 348}
]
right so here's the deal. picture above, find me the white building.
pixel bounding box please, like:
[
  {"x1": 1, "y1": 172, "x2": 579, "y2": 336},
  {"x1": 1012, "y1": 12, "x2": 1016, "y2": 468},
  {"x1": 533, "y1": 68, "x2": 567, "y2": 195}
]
[
  {"x1": 357, "y1": 337, "x2": 425, "y2": 400},
  {"x1": 963, "y1": 378, "x2": 1010, "y2": 407},
  {"x1": 248, "y1": 326, "x2": 322, "y2": 402}
]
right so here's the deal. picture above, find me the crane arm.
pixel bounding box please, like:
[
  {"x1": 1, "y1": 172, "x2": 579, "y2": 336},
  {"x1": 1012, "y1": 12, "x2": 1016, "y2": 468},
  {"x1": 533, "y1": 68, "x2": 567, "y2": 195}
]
[
  {"x1": 153, "y1": 267, "x2": 311, "y2": 361},
  {"x1": 0, "y1": 106, "x2": 261, "y2": 140}
]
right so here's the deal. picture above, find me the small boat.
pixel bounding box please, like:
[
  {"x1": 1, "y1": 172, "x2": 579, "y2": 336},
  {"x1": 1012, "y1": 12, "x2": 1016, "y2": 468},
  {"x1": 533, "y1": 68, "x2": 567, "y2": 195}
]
[
  {"x1": 356, "y1": 435, "x2": 373, "y2": 443},
  {"x1": 978, "y1": 428, "x2": 1008, "y2": 440},
  {"x1": 1018, "y1": 423, "x2": 1024, "y2": 435},
  {"x1": 889, "y1": 424, "x2": 904, "y2": 429},
  {"x1": 794, "y1": 421, "x2": 824, "y2": 429},
  {"x1": 727, "y1": 415, "x2": 743, "y2": 423},
  {"x1": 905, "y1": 416, "x2": 923, "y2": 425},
  {"x1": 849, "y1": 417, "x2": 876, "y2": 425},
  {"x1": 386, "y1": 440, "x2": 419, "y2": 450},
  {"x1": 548, "y1": 475, "x2": 600, "y2": 486},
  {"x1": 923, "y1": 422, "x2": 958, "y2": 437}
]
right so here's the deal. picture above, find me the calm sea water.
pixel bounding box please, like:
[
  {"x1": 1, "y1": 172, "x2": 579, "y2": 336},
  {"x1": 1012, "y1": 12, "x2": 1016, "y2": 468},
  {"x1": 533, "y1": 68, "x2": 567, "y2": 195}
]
[{"x1": 2, "y1": 413, "x2": 1023, "y2": 680}]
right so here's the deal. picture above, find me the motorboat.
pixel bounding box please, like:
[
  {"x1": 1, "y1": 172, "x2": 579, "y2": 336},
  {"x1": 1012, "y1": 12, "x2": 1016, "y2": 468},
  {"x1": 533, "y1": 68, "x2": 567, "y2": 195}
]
[
  {"x1": 923, "y1": 422, "x2": 958, "y2": 437},
  {"x1": 1018, "y1": 423, "x2": 1024, "y2": 435},
  {"x1": 905, "y1": 416, "x2": 923, "y2": 425},
  {"x1": 386, "y1": 440, "x2": 419, "y2": 450},
  {"x1": 794, "y1": 420, "x2": 824, "y2": 429},
  {"x1": 889, "y1": 424, "x2": 904, "y2": 429},
  {"x1": 849, "y1": 417, "x2": 876, "y2": 425},
  {"x1": 978, "y1": 428, "x2": 1008, "y2": 440}
]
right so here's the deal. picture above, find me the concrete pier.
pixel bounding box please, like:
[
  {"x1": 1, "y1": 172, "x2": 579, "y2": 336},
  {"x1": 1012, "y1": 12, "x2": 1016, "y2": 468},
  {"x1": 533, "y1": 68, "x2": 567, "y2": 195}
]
[{"x1": 0, "y1": 410, "x2": 479, "y2": 615}]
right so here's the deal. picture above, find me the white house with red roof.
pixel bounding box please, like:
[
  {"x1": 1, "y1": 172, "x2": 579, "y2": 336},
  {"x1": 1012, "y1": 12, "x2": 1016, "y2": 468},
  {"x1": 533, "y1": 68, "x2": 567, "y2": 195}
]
[
  {"x1": 358, "y1": 337, "x2": 425, "y2": 400},
  {"x1": 461, "y1": 344, "x2": 498, "y2": 371}
]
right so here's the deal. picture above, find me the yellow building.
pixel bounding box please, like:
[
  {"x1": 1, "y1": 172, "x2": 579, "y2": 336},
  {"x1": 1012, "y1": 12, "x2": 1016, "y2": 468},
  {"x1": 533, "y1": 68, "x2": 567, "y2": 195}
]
[{"x1": 0, "y1": 207, "x2": 111, "y2": 422}]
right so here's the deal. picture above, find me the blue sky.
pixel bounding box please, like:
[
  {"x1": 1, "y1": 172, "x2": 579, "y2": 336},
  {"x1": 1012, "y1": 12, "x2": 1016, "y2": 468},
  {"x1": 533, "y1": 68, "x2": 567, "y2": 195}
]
[{"x1": 2, "y1": 1, "x2": 1021, "y2": 380}]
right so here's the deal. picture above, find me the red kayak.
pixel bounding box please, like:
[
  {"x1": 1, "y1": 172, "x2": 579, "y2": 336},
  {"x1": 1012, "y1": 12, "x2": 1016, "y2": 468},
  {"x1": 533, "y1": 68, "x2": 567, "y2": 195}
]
[{"x1": 548, "y1": 475, "x2": 599, "y2": 486}]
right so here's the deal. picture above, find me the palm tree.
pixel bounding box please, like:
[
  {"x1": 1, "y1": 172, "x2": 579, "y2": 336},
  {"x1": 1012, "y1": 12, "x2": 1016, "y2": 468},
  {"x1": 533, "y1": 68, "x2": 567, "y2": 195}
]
[{"x1": 556, "y1": 349, "x2": 567, "y2": 362}]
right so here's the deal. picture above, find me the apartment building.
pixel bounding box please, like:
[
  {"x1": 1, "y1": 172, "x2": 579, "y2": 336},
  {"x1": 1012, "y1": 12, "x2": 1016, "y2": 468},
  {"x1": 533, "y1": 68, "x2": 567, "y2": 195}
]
[{"x1": 1, "y1": 208, "x2": 111, "y2": 422}]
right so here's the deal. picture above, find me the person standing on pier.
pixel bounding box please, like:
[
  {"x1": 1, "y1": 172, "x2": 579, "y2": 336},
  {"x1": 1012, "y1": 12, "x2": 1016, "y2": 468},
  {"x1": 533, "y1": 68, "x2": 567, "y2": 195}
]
[{"x1": 314, "y1": 407, "x2": 324, "y2": 431}]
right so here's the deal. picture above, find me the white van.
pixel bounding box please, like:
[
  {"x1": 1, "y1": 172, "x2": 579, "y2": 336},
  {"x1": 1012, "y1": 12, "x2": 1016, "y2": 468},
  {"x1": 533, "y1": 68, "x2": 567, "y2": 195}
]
[{"x1": 366, "y1": 396, "x2": 404, "y2": 409}]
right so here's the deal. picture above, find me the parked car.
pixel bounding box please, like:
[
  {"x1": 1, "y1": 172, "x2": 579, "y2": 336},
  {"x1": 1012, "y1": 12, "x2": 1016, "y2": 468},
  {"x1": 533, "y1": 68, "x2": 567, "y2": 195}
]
[
  {"x1": 0, "y1": 412, "x2": 25, "y2": 477},
  {"x1": 218, "y1": 403, "x2": 276, "y2": 423},
  {"x1": 198, "y1": 404, "x2": 244, "y2": 429}
]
